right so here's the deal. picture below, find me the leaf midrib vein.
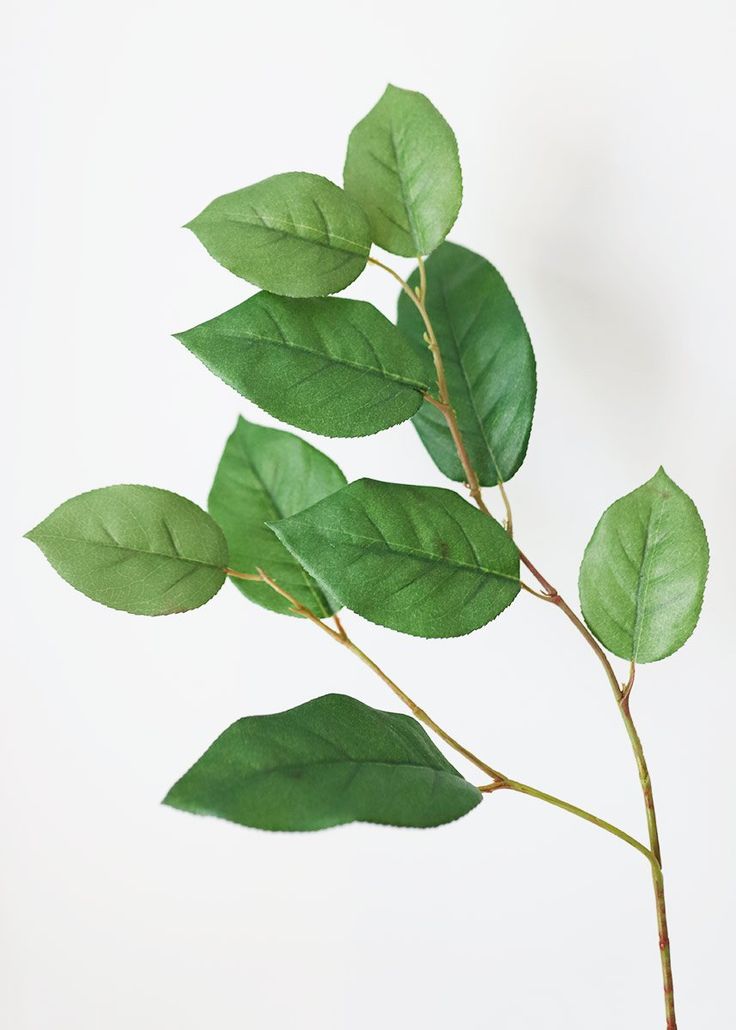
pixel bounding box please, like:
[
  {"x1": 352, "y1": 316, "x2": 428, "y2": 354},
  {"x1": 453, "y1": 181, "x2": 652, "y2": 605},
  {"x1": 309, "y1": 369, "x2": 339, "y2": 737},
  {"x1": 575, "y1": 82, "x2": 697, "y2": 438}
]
[
  {"x1": 389, "y1": 125, "x2": 422, "y2": 252},
  {"x1": 305, "y1": 524, "x2": 519, "y2": 583},
  {"x1": 209, "y1": 325, "x2": 429, "y2": 392},
  {"x1": 435, "y1": 280, "x2": 505, "y2": 483},
  {"x1": 33, "y1": 533, "x2": 221, "y2": 570},
  {"x1": 225, "y1": 211, "x2": 368, "y2": 256},
  {"x1": 631, "y1": 497, "x2": 668, "y2": 659},
  {"x1": 213, "y1": 757, "x2": 465, "y2": 781},
  {"x1": 233, "y1": 435, "x2": 328, "y2": 615}
]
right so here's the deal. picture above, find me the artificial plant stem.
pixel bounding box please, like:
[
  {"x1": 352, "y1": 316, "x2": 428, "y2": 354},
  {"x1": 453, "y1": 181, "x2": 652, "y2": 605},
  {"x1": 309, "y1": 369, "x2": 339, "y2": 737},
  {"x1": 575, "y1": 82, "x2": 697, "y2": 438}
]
[
  {"x1": 374, "y1": 256, "x2": 679, "y2": 1027},
  {"x1": 518, "y1": 558, "x2": 677, "y2": 1026},
  {"x1": 481, "y1": 779, "x2": 656, "y2": 865},
  {"x1": 251, "y1": 568, "x2": 504, "y2": 781},
  {"x1": 340, "y1": 633, "x2": 506, "y2": 781},
  {"x1": 224, "y1": 567, "x2": 652, "y2": 862},
  {"x1": 520, "y1": 558, "x2": 624, "y2": 703}
]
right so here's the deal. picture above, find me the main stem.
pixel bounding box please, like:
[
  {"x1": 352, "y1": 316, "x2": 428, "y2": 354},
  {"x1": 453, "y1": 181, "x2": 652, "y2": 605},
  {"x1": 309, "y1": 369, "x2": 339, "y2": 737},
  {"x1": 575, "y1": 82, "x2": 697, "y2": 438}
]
[
  {"x1": 524, "y1": 566, "x2": 677, "y2": 1028},
  {"x1": 620, "y1": 695, "x2": 677, "y2": 1029},
  {"x1": 372, "y1": 257, "x2": 678, "y2": 1027}
]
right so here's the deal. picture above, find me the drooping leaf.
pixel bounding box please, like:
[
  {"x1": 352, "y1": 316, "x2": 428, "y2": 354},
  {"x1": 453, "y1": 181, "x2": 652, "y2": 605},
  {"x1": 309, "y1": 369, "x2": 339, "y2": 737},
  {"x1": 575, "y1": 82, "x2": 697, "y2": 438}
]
[
  {"x1": 397, "y1": 242, "x2": 536, "y2": 487},
  {"x1": 25, "y1": 485, "x2": 228, "y2": 615},
  {"x1": 163, "y1": 693, "x2": 482, "y2": 831},
  {"x1": 175, "y1": 293, "x2": 433, "y2": 437},
  {"x1": 579, "y1": 468, "x2": 709, "y2": 663},
  {"x1": 343, "y1": 85, "x2": 462, "y2": 257},
  {"x1": 270, "y1": 479, "x2": 520, "y2": 638},
  {"x1": 186, "y1": 172, "x2": 372, "y2": 297},
  {"x1": 209, "y1": 417, "x2": 346, "y2": 617}
]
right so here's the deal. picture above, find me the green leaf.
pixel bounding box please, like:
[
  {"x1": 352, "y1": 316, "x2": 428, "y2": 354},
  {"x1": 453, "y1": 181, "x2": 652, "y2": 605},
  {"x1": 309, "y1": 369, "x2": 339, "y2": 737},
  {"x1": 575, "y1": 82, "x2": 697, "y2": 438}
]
[
  {"x1": 25, "y1": 485, "x2": 228, "y2": 616},
  {"x1": 270, "y1": 479, "x2": 520, "y2": 638},
  {"x1": 209, "y1": 416, "x2": 346, "y2": 618},
  {"x1": 175, "y1": 293, "x2": 433, "y2": 438},
  {"x1": 186, "y1": 172, "x2": 372, "y2": 297},
  {"x1": 343, "y1": 85, "x2": 462, "y2": 257},
  {"x1": 579, "y1": 468, "x2": 709, "y2": 663},
  {"x1": 163, "y1": 693, "x2": 482, "y2": 831},
  {"x1": 397, "y1": 242, "x2": 536, "y2": 487}
]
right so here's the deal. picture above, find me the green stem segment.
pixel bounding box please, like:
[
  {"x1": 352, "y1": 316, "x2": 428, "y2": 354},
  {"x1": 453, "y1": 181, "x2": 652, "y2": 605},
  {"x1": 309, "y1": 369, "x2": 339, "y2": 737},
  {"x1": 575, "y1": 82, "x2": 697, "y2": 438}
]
[
  {"x1": 619, "y1": 697, "x2": 677, "y2": 1030},
  {"x1": 481, "y1": 779, "x2": 656, "y2": 865},
  {"x1": 227, "y1": 566, "x2": 503, "y2": 780},
  {"x1": 369, "y1": 257, "x2": 678, "y2": 1028}
]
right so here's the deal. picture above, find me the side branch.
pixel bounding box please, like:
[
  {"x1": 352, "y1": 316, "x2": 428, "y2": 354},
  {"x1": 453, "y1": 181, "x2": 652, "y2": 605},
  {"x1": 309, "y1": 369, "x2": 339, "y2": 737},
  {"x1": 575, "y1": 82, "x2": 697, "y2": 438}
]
[
  {"x1": 481, "y1": 779, "x2": 657, "y2": 866},
  {"x1": 223, "y1": 567, "x2": 652, "y2": 864},
  {"x1": 252, "y1": 567, "x2": 502, "y2": 781}
]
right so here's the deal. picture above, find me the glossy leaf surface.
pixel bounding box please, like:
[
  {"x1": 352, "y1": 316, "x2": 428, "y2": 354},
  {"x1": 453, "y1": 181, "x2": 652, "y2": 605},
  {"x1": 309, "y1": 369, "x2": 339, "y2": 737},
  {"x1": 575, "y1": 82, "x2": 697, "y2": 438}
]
[
  {"x1": 579, "y1": 468, "x2": 709, "y2": 662},
  {"x1": 344, "y1": 85, "x2": 462, "y2": 257},
  {"x1": 209, "y1": 417, "x2": 345, "y2": 617},
  {"x1": 271, "y1": 479, "x2": 520, "y2": 638},
  {"x1": 26, "y1": 485, "x2": 228, "y2": 615},
  {"x1": 176, "y1": 293, "x2": 433, "y2": 437},
  {"x1": 397, "y1": 242, "x2": 536, "y2": 486},
  {"x1": 163, "y1": 693, "x2": 482, "y2": 830},
  {"x1": 186, "y1": 172, "x2": 372, "y2": 297}
]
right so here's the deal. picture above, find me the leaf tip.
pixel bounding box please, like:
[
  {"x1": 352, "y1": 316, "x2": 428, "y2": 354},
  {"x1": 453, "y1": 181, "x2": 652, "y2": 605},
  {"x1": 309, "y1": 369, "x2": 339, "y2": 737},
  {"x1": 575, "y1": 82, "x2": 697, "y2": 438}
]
[
  {"x1": 160, "y1": 787, "x2": 178, "y2": 809},
  {"x1": 651, "y1": 465, "x2": 676, "y2": 493},
  {"x1": 24, "y1": 521, "x2": 44, "y2": 546},
  {"x1": 264, "y1": 518, "x2": 283, "y2": 538},
  {"x1": 384, "y1": 82, "x2": 412, "y2": 100}
]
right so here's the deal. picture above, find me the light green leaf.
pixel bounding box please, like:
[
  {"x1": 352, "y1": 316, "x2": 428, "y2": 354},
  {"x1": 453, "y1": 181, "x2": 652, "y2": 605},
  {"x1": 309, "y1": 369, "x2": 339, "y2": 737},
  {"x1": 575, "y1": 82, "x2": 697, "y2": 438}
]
[
  {"x1": 163, "y1": 693, "x2": 482, "y2": 831},
  {"x1": 186, "y1": 172, "x2": 372, "y2": 297},
  {"x1": 25, "y1": 485, "x2": 228, "y2": 616},
  {"x1": 270, "y1": 479, "x2": 520, "y2": 638},
  {"x1": 343, "y1": 85, "x2": 462, "y2": 257},
  {"x1": 209, "y1": 416, "x2": 346, "y2": 618},
  {"x1": 175, "y1": 293, "x2": 433, "y2": 437},
  {"x1": 579, "y1": 468, "x2": 709, "y2": 663},
  {"x1": 397, "y1": 242, "x2": 536, "y2": 487}
]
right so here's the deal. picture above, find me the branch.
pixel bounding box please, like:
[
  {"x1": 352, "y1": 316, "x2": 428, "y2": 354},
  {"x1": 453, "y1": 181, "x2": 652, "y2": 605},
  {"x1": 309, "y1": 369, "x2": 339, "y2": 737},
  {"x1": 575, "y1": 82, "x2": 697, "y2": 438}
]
[{"x1": 223, "y1": 567, "x2": 653, "y2": 864}]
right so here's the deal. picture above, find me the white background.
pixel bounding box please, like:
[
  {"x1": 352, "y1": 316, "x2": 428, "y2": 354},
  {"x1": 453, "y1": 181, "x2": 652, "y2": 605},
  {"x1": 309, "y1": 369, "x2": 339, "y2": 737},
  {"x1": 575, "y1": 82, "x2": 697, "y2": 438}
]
[{"x1": 3, "y1": 2, "x2": 735, "y2": 1027}]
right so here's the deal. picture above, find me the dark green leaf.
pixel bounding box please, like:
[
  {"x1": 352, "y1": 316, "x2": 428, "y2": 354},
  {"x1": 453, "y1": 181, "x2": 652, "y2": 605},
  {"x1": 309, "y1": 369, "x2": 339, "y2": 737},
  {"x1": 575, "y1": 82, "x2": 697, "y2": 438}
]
[
  {"x1": 579, "y1": 468, "x2": 709, "y2": 662},
  {"x1": 25, "y1": 485, "x2": 228, "y2": 615},
  {"x1": 209, "y1": 417, "x2": 346, "y2": 617},
  {"x1": 397, "y1": 242, "x2": 536, "y2": 487},
  {"x1": 186, "y1": 172, "x2": 372, "y2": 297},
  {"x1": 163, "y1": 693, "x2": 482, "y2": 830},
  {"x1": 175, "y1": 293, "x2": 433, "y2": 437},
  {"x1": 270, "y1": 479, "x2": 520, "y2": 638},
  {"x1": 343, "y1": 85, "x2": 462, "y2": 257}
]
